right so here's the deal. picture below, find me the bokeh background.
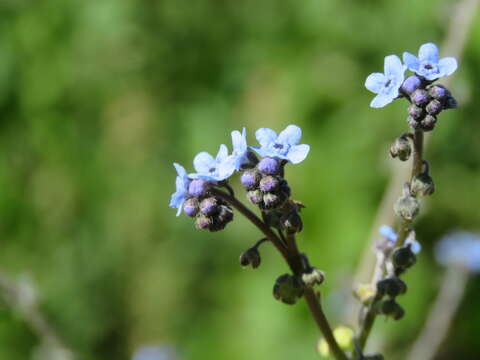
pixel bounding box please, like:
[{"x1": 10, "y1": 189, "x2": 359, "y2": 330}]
[{"x1": 1, "y1": 0, "x2": 480, "y2": 359}]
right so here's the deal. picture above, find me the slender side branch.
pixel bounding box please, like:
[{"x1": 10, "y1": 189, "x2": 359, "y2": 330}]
[{"x1": 212, "y1": 188, "x2": 348, "y2": 360}]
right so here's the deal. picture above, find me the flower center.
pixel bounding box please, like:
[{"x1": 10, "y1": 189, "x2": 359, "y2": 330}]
[
  {"x1": 273, "y1": 143, "x2": 284, "y2": 149},
  {"x1": 384, "y1": 79, "x2": 392, "y2": 88},
  {"x1": 209, "y1": 167, "x2": 216, "y2": 173}
]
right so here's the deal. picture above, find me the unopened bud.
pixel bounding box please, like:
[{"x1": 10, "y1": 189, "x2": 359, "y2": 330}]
[
  {"x1": 407, "y1": 104, "x2": 425, "y2": 120},
  {"x1": 392, "y1": 245, "x2": 417, "y2": 270},
  {"x1": 262, "y1": 192, "x2": 284, "y2": 210},
  {"x1": 426, "y1": 99, "x2": 443, "y2": 115},
  {"x1": 188, "y1": 179, "x2": 210, "y2": 197},
  {"x1": 407, "y1": 116, "x2": 421, "y2": 130},
  {"x1": 257, "y1": 157, "x2": 280, "y2": 175},
  {"x1": 246, "y1": 190, "x2": 263, "y2": 205},
  {"x1": 241, "y1": 170, "x2": 261, "y2": 190},
  {"x1": 411, "y1": 89, "x2": 429, "y2": 106},
  {"x1": 259, "y1": 175, "x2": 280, "y2": 192},
  {"x1": 273, "y1": 274, "x2": 303, "y2": 305},
  {"x1": 183, "y1": 198, "x2": 199, "y2": 217},
  {"x1": 390, "y1": 136, "x2": 412, "y2": 161},
  {"x1": 411, "y1": 173, "x2": 435, "y2": 196},
  {"x1": 401, "y1": 75, "x2": 422, "y2": 94},
  {"x1": 239, "y1": 247, "x2": 261, "y2": 269},
  {"x1": 301, "y1": 268, "x2": 325, "y2": 287},
  {"x1": 420, "y1": 114, "x2": 437, "y2": 132},
  {"x1": 394, "y1": 191, "x2": 419, "y2": 221},
  {"x1": 195, "y1": 215, "x2": 213, "y2": 230},
  {"x1": 376, "y1": 277, "x2": 407, "y2": 298},
  {"x1": 200, "y1": 197, "x2": 219, "y2": 216},
  {"x1": 282, "y1": 211, "x2": 303, "y2": 233},
  {"x1": 428, "y1": 85, "x2": 449, "y2": 100}
]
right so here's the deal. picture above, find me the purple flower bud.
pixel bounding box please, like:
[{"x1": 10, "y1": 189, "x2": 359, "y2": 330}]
[
  {"x1": 241, "y1": 170, "x2": 261, "y2": 190},
  {"x1": 246, "y1": 190, "x2": 263, "y2": 205},
  {"x1": 257, "y1": 157, "x2": 280, "y2": 175},
  {"x1": 407, "y1": 104, "x2": 425, "y2": 120},
  {"x1": 200, "y1": 197, "x2": 218, "y2": 216},
  {"x1": 183, "y1": 198, "x2": 199, "y2": 217},
  {"x1": 428, "y1": 85, "x2": 449, "y2": 100},
  {"x1": 259, "y1": 175, "x2": 280, "y2": 192},
  {"x1": 420, "y1": 115, "x2": 437, "y2": 132},
  {"x1": 411, "y1": 89, "x2": 429, "y2": 106},
  {"x1": 401, "y1": 75, "x2": 422, "y2": 94},
  {"x1": 195, "y1": 215, "x2": 213, "y2": 230},
  {"x1": 426, "y1": 99, "x2": 443, "y2": 115},
  {"x1": 188, "y1": 179, "x2": 209, "y2": 197}
]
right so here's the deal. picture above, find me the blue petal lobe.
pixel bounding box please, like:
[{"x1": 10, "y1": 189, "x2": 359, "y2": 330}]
[
  {"x1": 255, "y1": 128, "x2": 277, "y2": 147},
  {"x1": 438, "y1": 57, "x2": 457, "y2": 77},
  {"x1": 193, "y1": 152, "x2": 216, "y2": 174},
  {"x1": 365, "y1": 73, "x2": 386, "y2": 94},
  {"x1": 277, "y1": 125, "x2": 302, "y2": 146},
  {"x1": 287, "y1": 144, "x2": 310, "y2": 164},
  {"x1": 418, "y1": 42, "x2": 439, "y2": 62}
]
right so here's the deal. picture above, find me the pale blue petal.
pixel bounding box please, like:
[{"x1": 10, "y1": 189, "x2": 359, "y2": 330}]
[
  {"x1": 418, "y1": 43, "x2": 439, "y2": 62},
  {"x1": 403, "y1": 52, "x2": 420, "y2": 72},
  {"x1": 370, "y1": 93, "x2": 394, "y2": 108},
  {"x1": 193, "y1": 152, "x2": 216, "y2": 174},
  {"x1": 216, "y1": 156, "x2": 236, "y2": 180},
  {"x1": 173, "y1": 163, "x2": 187, "y2": 178},
  {"x1": 277, "y1": 125, "x2": 302, "y2": 146},
  {"x1": 216, "y1": 144, "x2": 229, "y2": 163},
  {"x1": 384, "y1": 55, "x2": 404, "y2": 78},
  {"x1": 406, "y1": 240, "x2": 422, "y2": 254},
  {"x1": 286, "y1": 144, "x2": 310, "y2": 164},
  {"x1": 231, "y1": 128, "x2": 246, "y2": 153},
  {"x1": 365, "y1": 73, "x2": 386, "y2": 94},
  {"x1": 379, "y1": 225, "x2": 397, "y2": 242},
  {"x1": 255, "y1": 128, "x2": 277, "y2": 147},
  {"x1": 438, "y1": 57, "x2": 457, "y2": 77}
]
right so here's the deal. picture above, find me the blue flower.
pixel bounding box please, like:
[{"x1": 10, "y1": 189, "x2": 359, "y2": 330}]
[
  {"x1": 403, "y1": 42, "x2": 457, "y2": 81},
  {"x1": 189, "y1": 144, "x2": 236, "y2": 182},
  {"x1": 365, "y1": 55, "x2": 405, "y2": 108},
  {"x1": 251, "y1": 125, "x2": 310, "y2": 164},
  {"x1": 230, "y1": 128, "x2": 249, "y2": 170},
  {"x1": 169, "y1": 163, "x2": 190, "y2": 216},
  {"x1": 379, "y1": 225, "x2": 421, "y2": 254},
  {"x1": 435, "y1": 231, "x2": 480, "y2": 272}
]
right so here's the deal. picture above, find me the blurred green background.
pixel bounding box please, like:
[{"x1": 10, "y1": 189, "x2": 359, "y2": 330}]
[{"x1": 0, "y1": 0, "x2": 479, "y2": 359}]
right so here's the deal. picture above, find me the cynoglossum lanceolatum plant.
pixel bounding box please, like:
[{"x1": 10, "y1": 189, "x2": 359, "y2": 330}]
[{"x1": 169, "y1": 42, "x2": 458, "y2": 360}]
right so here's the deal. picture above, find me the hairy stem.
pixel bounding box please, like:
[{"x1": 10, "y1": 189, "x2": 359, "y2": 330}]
[{"x1": 212, "y1": 188, "x2": 348, "y2": 360}]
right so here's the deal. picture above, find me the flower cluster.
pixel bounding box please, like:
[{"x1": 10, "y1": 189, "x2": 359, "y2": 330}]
[
  {"x1": 365, "y1": 42, "x2": 457, "y2": 132},
  {"x1": 169, "y1": 125, "x2": 309, "y2": 233}
]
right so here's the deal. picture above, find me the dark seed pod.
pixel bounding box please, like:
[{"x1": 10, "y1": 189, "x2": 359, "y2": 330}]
[
  {"x1": 239, "y1": 247, "x2": 261, "y2": 269},
  {"x1": 273, "y1": 274, "x2": 304, "y2": 305},
  {"x1": 392, "y1": 246, "x2": 417, "y2": 270},
  {"x1": 390, "y1": 136, "x2": 412, "y2": 161},
  {"x1": 411, "y1": 173, "x2": 435, "y2": 196},
  {"x1": 376, "y1": 277, "x2": 407, "y2": 298}
]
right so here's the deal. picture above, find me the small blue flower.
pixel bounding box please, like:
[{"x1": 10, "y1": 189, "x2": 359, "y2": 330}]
[
  {"x1": 230, "y1": 128, "x2": 249, "y2": 170},
  {"x1": 190, "y1": 144, "x2": 236, "y2": 182},
  {"x1": 403, "y1": 42, "x2": 457, "y2": 81},
  {"x1": 169, "y1": 163, "x2": 191, "y2": 216},
  {"x1": 379, "y1": 225, "x2": 421, "y2": 254},
  {"x1": 365, "y1": 55, "x2": 406, "y2": 108},
  {"x1": 251, "y1": 125, "x2": 310, "y2": 164},
  {"x1": 435, "y1": 231, "x2": 480, "y2": 272}
]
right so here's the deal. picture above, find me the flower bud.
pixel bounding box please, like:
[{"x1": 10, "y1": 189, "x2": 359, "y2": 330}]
[
  {"x1": 183, "y1": 198, "x2": 199, "y2": 217},
  {"x1": 301, "y1": 268, "x2": 325, "y2": 287},
  {"x1": 394, "y1": 192, "x2": 419, "y2": 221},
  {"x1": 259, "y1": 175, "x2": 280, "y2": 192},
  {"x1": 390, "y1": 136, "x2": 411, "y2": 161},
  {"x1": 241, "y1": 170, "x2": 261, "y2": 190},
  {"x1": 217, "y1": 205, "x2": 233, "y2": 224},
  {"x1": 279, "y1": 179, "x2": 291, "y2": 198},
  {"x1": 407, "y1": 104, "x2": 425, "y2": 120},
  {"x1": 411, "y1": 89, "x2": 429, "y2": 106},
  {"x1": 262, "y1": 192, "x2": 285, "y2": 210},
  {"x1": 376, "y1": 277, "x2": 407, "y2": 298},
  {"x1": 257, "y1": 157, "x2": 280, "y2": 175},
  {"x1": 246, "y1": 190, "x2": 263, "y2": 205},
  {"x1": 411, "y1": 173, "x2": 435, "y2": 197},
  {"x1": 239, "y1": 247, "x2": 261, "y2": 269},
  {"x1": 420, "y1": 114, "x2": 437, "y2": 132},
  {"x1": 378, "y1": 299, "x2": 404, "y2": 320},
  {"x1": 392, "y1": 246, "x2": 417, "y2": 270},
  {"x1": 444, "y1": 95, "x2": 457, "y2": 109},
  {"x1": 195, "y1": 215, "x2": 213, "y2": 230},
  {"x1": 273, "y1": 274, "x2": 303, "y2": 305},
  {"x1": 188, "y1": 179, "x2": 209, "y2": 197},
  {"x1": 401, "y1": 75, "x2": 422, "y2": 94},
  {"x1": 428, "y1": 85, "x2": 449, "y2": 100},
  {"x1": 200, "y1": 197, "x2": 219, "y2": 215},
  {"x1": 426, "y1": 99, "x2": 443, "y2": 115},
  {"x1": 282, "y1": 211, "x2": 303, "y2": 233}
]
